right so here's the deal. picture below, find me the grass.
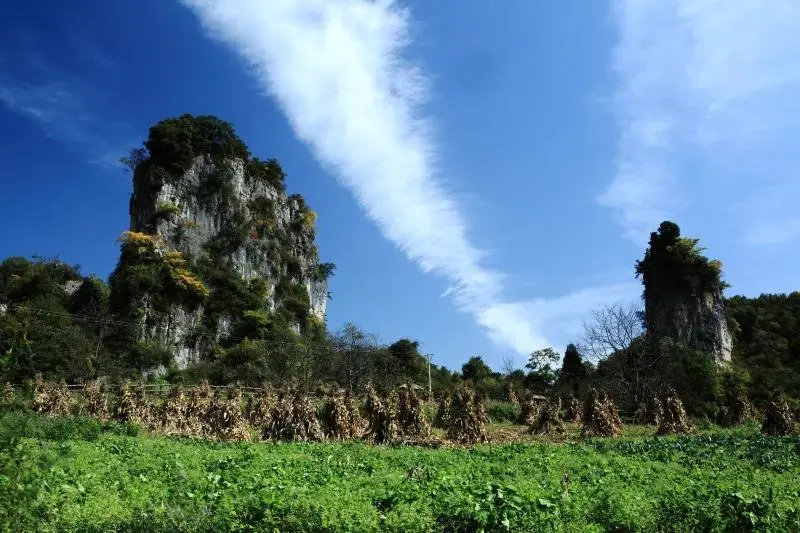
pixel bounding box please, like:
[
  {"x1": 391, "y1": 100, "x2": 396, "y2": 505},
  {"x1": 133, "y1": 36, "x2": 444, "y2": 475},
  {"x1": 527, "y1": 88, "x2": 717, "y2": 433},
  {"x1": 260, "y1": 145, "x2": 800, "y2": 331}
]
[{"x1": 1, "y1": 408, "x2": 799, "y2": 532}]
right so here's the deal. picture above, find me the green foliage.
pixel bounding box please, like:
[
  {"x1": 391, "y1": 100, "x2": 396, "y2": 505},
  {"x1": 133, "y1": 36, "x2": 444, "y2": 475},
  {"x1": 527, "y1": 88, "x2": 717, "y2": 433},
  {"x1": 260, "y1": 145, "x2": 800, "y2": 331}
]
[
  {"x1": 4, "y1": 410, "x2": 800, "y2": 532},
  {"x1": 275, "y1": 278, "x2": 311, "y2": 324},
  {"x1": 636, "y1": 221, "x2": 728, "y2": 297},
  {"x1": 558, "y1": 343, "x2": 588, "y2": 392},
  {"x1": 154, "y1": 201, "x2": 181, "y2": 220},
  {"x1": 246, "y1": 157, "x2": 286, "y2": 191},
  {"x1": 311, "y1": 262, "x2": 336, "y2": 282},
  {"x1": 0, "y1": 257, "x2": 110, "y2": 382},
  {"x1": 144, "y1": 114, "x2": 249, "y2": 176},
  {"x1": 656, "y1": 338, "x2": 722, "y2": 417},
  {"x1": 726, "y1": 292, "x2": 800, "y2": 403},
  {"x1": 486, "y1": 400, "x2": 521, "y2": 423},
  {"x1": 462, "y1": 356, "x2": 493, "y2": 383}
]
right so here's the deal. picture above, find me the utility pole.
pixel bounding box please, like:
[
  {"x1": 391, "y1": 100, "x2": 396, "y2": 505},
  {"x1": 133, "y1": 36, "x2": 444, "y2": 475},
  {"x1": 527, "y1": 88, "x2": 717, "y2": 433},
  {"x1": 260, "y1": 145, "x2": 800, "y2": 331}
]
[{"x1": 426, "y1": 353, "x2": 432, "y2": 400}]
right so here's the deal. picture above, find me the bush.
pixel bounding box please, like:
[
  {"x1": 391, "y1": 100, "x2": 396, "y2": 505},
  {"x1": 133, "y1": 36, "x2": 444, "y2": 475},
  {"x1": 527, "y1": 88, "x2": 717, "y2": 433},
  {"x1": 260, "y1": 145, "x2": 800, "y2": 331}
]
[{"x1": 486, "y1": 400, "x2": 521, "y2": 423}]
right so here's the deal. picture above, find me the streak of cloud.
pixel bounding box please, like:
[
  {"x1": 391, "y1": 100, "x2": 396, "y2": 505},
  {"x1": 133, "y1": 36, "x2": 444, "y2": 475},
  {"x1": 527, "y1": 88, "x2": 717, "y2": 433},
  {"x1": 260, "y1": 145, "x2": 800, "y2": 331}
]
[
  {"x1": 182, "y1": 0, "x2": 641, "y2": 358},
  {"x1": 603, "y1": 0, "x2": 800, "y2": 245}
]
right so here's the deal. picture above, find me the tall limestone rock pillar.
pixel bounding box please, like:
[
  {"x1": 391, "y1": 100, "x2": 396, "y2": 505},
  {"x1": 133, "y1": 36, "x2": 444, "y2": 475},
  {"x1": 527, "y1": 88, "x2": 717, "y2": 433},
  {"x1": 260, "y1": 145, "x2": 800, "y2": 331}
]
[
  {"x1": 109, "y1": 115, "x2": 332, "y2": 369},
  {"x1": 636, "y1": 221, "x2": 732, "y2": 364}
]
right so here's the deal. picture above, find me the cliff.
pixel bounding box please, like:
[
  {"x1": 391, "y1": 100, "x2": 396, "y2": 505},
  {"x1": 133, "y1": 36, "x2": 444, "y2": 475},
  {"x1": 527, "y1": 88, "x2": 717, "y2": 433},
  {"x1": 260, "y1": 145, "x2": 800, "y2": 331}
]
[
  {"x1": 109, "y1": 115, "x2": 331, "y2": 369},
  {"x1": 637, "y1": 221, "x2": 732, "y2": 364}
]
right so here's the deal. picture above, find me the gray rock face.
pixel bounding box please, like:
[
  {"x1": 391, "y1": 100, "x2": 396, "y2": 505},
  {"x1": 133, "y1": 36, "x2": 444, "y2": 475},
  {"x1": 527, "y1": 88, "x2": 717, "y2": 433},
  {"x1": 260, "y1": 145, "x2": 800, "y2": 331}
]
[
  {"x1": 128, "y1": 156, "x2": 327, "y2": 368},
  {"x1": 645, "y1": 289, "x2": 732, "y2": 365}
]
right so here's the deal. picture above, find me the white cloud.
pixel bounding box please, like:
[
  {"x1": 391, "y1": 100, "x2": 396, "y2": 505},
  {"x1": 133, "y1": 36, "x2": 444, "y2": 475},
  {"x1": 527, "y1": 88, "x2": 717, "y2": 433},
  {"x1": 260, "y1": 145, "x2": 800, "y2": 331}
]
[
  {"x1": 603, "y1": 0, "x2": 800, "y2": 245},
  {"x1": 182, "y1": 0, "x2": 634, "y2": 358},
  {"x1": 0, "y1": 79, "x2": 129, "y2": 169}
]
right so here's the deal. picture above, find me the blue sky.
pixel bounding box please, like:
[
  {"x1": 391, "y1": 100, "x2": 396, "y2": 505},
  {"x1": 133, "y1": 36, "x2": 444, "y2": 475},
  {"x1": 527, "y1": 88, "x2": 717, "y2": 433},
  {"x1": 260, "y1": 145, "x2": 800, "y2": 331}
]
[{"x1": 1, "y1": 0, "x2": 798, "y2": 371}]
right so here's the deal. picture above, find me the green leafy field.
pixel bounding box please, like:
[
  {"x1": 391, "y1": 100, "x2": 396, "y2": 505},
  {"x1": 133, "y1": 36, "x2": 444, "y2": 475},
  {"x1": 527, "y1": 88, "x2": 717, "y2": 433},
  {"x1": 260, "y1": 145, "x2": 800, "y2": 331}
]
[{"x1": 1, "y1": 410, "x2": 799, "y2": 532}]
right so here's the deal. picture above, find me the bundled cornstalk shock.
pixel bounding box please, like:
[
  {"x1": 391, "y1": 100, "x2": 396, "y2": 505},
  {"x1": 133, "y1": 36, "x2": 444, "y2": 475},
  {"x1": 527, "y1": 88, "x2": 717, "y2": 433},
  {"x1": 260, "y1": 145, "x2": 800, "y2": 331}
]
[
  {"x1": 187, "y1": 381, "x2": 214, "y2": 436},
  {"x1": 160, "y1": 384, "x2": 188, "y2": 435},
  {"x1": 580, "y1": 389, "x2": 622, "y2": 438},
  {"x1": 46, "y1": 379, "x2": 71, "y2": 417},
  {"x1": 1, "y1": 382, "x2": 15, "y2": 405},
  {"x1": 114, "y1": 381, "x2": 149, "y2": 424},
  {"x1": 132, "y1": 382, "x2": 152, "y2": 427},
  {"x1": 320, "y1": 390, "x2": 357, "y2": 440},
  {"x1": 263, "y1": 388, "x2": 322, "y2": 442},
  {"x1": 719, "y1": 390, "x2": 754, "y2": 428},
  {"x1": 564, "y1": 395, "x2": 581, "y2": 423},
  {"x1": 530, "y1": 396, "x2": 565, "y2": 435},
  {"x1": 31, "y1": 374, "x2": 50, "y2": 413},
  {"x1": 761, "y1": 393, "x2": 795, "y2": 436},
  {"x1": 446, "y1": 387, "x2": 487, "y2": 445},
  {"x1": 82, "y1": 379, "x2": 109, "y2": 420},
  {"x1": 363, "y1": 384, "x2": 397, "y2": 444},
  {"x1": 246, "y1": 384, "x2": 276, "y2": 429},
  {"x1": 505, "y1": 385, "x2": 519, "y2": 406},
  {"x1": 209, "y1": 386, "x2": 249, "y2": 441},
  {"x1": 433, "y1": 390, "x2": 452, "y2": 429},
  {"x1": 517, "y1": 392, "x2": 541, "y2": 426},
  {"x1": 396, "y1": 386, "x2": 430, "y2": 439},
  {"x1": 656, "y1": 389, "x2": 694, "y2": 436}
]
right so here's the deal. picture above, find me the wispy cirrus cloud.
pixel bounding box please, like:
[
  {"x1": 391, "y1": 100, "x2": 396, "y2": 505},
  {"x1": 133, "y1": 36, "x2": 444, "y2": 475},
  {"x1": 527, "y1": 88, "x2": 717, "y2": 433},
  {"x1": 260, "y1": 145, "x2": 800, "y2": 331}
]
[
  {"x1": 181, "y1": 0, "x2": 635, "y2": 359},
  {"x1": 0, "y1": 54, "x2": 130, "y2": 169},
  {"x1": 603, "y1": 0, "x2": 800, "y2": 245}
]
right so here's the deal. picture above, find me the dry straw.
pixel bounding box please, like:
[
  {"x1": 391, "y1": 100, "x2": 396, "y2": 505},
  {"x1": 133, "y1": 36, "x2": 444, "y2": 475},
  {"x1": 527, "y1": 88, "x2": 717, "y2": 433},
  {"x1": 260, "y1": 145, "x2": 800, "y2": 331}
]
[
  {"x1": 656, "y1": 388, "x2": 694, "y2": 436},
  {"x1": 581, "y1": 389, "x2": 622, "y2": 438},
  {"x1": 761, "y1": 392, "x2": 794, "y2": 436},
  {"x1": 446, "y1": 387, "x2": 486, "y2": 444},
  {"x1": 530, "y1": 396, "x2": 565, "y2": 436}
]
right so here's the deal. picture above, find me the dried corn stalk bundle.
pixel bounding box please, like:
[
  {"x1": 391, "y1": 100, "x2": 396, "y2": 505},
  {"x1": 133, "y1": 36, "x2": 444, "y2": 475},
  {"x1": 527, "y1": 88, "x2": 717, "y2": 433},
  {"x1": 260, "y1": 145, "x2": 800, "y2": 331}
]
[
  {"x1": 530, "y1": 396, "x2": 565, "y2": 435},
  {"x1": 187, "y1": 380, "x2": 214, "y2": 436},
  {"x1": 132, "y1": 383, "x2": 152, "y2": 427},
  {"x1": 446, "y1": 387, "x2": 486, "y2": 445},
  {"x1": 82, "y1": 379, "x2": 109, "y2": 420},
  {"x1": 505, "y1": 385, "x2": 519, "y2": 406},
  {"x1": 114, "y1": 381, "x2": 142, "y2": 423},
  {"x1": 363, "y1": 384, "x2": 397, "y2": 444},
  {"x1": 246, "y1": 384, "x2": 276, "y2": 429},
  {"x1": 433, "y1": 390, "x2": 452, "y2": 429},
  {"x1": 1, "y1": 382, "x2": 15, "y2": 405},
  {"x1": 160, "y1": 384, "x2": 188, "y2": 435},
  {"x1": 656, "y1": 389, "x2": 694, "y2": 436},
  {"x1": 517, "y1": 392, "x2": 541, "y2": 426},
  {"x1": 761, "y1": 393, "x2": 795, "y2": 436},
  {"x1": 719, "y1": 390, "x2": 754, "y2": 428},
  {"x1": 564, "y1": 395, "x2": 581, "y2": 423},
  {"x1": 208, "y1": 386, "x2": 249, "y2": 441},
  {"x1": 46, "y1": 379, "x2": 71, "y2": 417},
  {"x1": 343, "y1": 390, "x2": 365, "y2": 437},
  {"x1": 31, "y1": 374, "x2": 50, "y2": 413},
  {"x1": 474, "y1": 392, "x2": 490, "y2": 427},
  {"x1": 320, "y1": 390, "x2": 356, "y2": 440},
  {"x1": 263, "y1": 389, "x2": 322, "y2": 442},
  {"x1": 396, "y1": 387, "x2": 430, "y2": 439},
  {"x1": 580, "y1": 389, "x2": 622, "y2": 438}
]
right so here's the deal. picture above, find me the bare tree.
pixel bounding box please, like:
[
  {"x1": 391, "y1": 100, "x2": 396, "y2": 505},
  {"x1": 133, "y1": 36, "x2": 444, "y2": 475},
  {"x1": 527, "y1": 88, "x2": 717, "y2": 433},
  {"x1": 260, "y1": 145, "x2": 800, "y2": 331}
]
[
  {"x1": 579, "y1": 301, "x2": 644, "y2": 361},
  {"x1": 501, "y1": 355, "x2": 519, "y2": 376},
  {"x1": 328, "y1": 322, "x2": 381, "y2": 392}
]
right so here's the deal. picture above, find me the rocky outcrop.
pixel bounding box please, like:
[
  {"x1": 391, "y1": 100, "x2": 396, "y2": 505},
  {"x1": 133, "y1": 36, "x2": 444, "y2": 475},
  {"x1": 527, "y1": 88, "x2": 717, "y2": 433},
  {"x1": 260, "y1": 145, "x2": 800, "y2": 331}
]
[
  {"x1": 645, "y1": 289, "x2": 732, "y2": 364},
  {"x1": 637, "y1": 221, "x2": 732, "y2": 365},
  {"x1": 110, "y1": 116, "x2": 330, "y2": 369}
]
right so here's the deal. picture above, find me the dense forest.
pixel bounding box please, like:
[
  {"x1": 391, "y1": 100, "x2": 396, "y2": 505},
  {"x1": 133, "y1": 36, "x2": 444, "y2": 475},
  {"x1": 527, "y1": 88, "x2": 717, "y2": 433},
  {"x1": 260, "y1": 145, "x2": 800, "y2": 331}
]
[{"x1": 1, "y1": 116, "x2": 798, "y2": 419}]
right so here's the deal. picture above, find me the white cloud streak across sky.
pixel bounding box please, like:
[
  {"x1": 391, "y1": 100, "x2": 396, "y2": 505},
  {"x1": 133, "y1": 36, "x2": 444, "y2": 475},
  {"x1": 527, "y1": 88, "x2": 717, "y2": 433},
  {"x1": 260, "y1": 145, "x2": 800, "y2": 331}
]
[
  {"x1": 181, "y1": 0, "x2": 638, "y2": 358},
  {"x1": 602, "y1": 0, "x2": 800, "y2": 245}
]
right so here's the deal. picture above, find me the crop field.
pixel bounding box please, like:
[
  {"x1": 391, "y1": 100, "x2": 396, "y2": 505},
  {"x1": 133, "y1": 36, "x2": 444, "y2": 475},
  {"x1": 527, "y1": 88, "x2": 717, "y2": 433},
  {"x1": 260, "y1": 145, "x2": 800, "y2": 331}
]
[{"x1": 2, "y1": 408, "x2": 799, "y2": 532}]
